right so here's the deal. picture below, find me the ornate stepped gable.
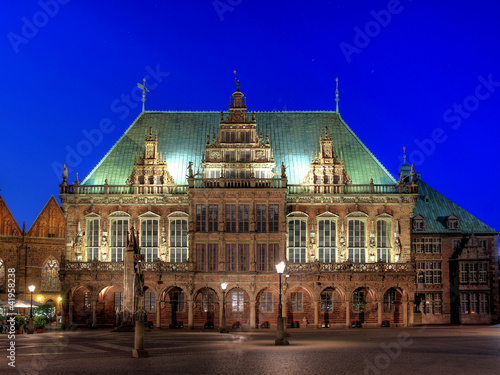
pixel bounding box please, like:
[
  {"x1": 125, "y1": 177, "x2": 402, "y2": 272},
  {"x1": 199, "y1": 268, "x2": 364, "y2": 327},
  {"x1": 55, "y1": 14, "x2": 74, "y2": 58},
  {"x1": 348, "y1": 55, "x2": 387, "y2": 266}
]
[
  {"x1": 200, "y1": 83, "x2": 276, "y2": 180},
  {"x1": 127, "y1": 127, "x2": 175, "y2": 185},
  {"x1": 303, "y1": 126, "x2": 351, "y2": 186}
]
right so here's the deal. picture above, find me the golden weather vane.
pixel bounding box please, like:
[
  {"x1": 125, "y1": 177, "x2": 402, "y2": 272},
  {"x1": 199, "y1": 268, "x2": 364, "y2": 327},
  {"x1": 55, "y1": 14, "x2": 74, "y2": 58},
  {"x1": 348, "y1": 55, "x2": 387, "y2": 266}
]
[{"x1": 137, "y1": 78, "x2": 150, "y2": 112}]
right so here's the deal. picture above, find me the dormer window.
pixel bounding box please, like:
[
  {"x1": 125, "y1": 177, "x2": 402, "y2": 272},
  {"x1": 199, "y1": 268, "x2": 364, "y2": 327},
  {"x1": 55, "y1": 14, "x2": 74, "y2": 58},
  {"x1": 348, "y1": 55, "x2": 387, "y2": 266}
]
[
  {"x1": 447, "y1": 214, "x2": 459, "y2": 230},
  {"x1": 413, "y1": 215, "x2": 425, "y2": 231}
]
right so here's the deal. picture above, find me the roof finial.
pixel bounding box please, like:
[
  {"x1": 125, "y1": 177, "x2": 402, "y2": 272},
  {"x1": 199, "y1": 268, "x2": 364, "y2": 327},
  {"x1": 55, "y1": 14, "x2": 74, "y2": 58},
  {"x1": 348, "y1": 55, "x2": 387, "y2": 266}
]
[
  {"x1": 403, "y1": 146, "x2": 407, "y2": 164},
  {"x1": 233, "y1": 70, "x2": 240, "y2": 92},
  {"x1": 137, "y1": 78, "x2": 149, "y2": 112},
  {"x1": 335, "y1": 77, "x2": 340, "y2": 113}
]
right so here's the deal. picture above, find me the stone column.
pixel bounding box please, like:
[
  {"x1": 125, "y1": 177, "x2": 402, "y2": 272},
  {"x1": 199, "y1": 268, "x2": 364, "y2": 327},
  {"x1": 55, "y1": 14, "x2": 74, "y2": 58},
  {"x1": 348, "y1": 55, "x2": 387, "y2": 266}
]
[
  {"x1": 408, "y1": 301, "x2": 414, "y2": 327},
  {"x1": 188, "y1": 299, "x2": 194, "y2": 329},
  {"x1": 378, "y1": 301, "x2": 383, "y2": 326},
  {"x1": 403, "y1": 301, "x2": 408, "y2": 327},
  {"x1": 313, "y1": 300, "x2": 319, "y2": 328},
  {"x1": 68, "y1": 301, "x2": 74, "y2": 326},
  {"x1": 250, "y1": 300, "x2": 256, "y2": 329},
  {"x1": 345, "y1": 299, "x2": 351, "y2": 328},
  {"x1": 92, "y1": 300, "x2": 97, "y2": 328},
  {"x1": 156, "y1": 298, "x2": 161, "y2": 328}
]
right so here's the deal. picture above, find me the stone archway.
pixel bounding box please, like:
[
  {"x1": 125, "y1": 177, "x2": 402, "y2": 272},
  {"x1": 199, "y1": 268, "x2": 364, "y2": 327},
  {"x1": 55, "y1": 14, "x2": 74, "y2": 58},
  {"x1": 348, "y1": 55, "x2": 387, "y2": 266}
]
[
  {"x1": 160, "y1": 286, "x2": 188, "y2": 328},
  {"x1": 319, "y1": 287, "x2": 345, "y2": 327},
  {"x1": 193, "y1": 287, "x2": 220, "y2": 329}
]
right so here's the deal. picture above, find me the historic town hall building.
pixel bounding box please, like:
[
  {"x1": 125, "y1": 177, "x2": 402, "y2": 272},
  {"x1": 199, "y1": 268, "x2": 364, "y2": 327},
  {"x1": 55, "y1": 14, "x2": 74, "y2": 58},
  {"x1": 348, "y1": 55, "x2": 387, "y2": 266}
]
[{"x1": 1, "y1": 82, "x2": 498, "y2": 329}]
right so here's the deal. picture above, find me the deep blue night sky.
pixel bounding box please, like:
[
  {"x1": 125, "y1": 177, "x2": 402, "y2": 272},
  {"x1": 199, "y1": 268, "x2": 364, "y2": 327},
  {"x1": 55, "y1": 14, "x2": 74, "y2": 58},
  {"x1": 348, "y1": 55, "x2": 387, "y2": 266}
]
[{"x1": 1, "y1": 1, "x2": 499, "y2": 249}]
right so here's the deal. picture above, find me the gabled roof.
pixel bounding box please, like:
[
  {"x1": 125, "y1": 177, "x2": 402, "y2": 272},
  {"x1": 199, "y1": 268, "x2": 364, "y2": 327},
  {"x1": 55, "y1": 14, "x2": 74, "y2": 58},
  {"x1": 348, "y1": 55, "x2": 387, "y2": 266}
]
[
  {"x1": 413, "y1": 180, "x2": 497, "y2": 234},
  {"x1": 83, "y1": 111, "x2": 396, "y2": 186},
  {"x1": 27, "y1": 196, "x2": 65, "y2": 238},
  {"x1": 0, "y1": 194, "x2": 22, "y2": 236}
]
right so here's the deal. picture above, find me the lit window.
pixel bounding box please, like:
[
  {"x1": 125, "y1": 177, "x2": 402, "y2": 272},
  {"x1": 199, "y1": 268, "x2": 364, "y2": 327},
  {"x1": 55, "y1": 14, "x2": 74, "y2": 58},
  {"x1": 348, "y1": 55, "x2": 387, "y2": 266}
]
[
  {"x1": 320, "y1": 292, "x2": 333, "y2": 312},
  {"x1": 318, "y1": 219, "x2": 336, "y2": 262},
  {"x1": 348, "y1": 220, "x2": 366, "y2": 263},
  {"x1": 144, "y1": 292, "x2": 156, "y2": 312},
  {"x1": 140, "y1": 219, "x2": 159, "y2": 262},
  {"x1": 41, "y1": 256, "x2": 61, "y2": 292},
  {"x1": 261, "y1": 292, "x2": 273, "y2": 312},
  {"x1": 291, "y1": 292, "x2": 303, "y2": 312},
  {"x1": 86, "y1": 218, "x2": 99, "y2": 261},
  {"x1": 232, "y1": 291, "x2": 244, "y2": 312},
  {"x1": 288, "y1": 219, "x2": 307, "y2": 263},
  {"x1": 376, "y1": 220, "x2": 391, "y2": 262},
  {"x1": 170, "y1": 219, "x2": 188, "y2": 262},
  {"x1": 110, "y1": 219, "x2": 128, "y2": 262}
]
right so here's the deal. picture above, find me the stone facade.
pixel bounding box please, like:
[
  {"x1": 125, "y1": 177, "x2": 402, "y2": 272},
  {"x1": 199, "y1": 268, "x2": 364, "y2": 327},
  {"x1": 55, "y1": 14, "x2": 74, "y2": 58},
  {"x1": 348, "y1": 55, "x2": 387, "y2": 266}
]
[{"x1": 1, "y1": 86, "x2": 498, "y2": 330}]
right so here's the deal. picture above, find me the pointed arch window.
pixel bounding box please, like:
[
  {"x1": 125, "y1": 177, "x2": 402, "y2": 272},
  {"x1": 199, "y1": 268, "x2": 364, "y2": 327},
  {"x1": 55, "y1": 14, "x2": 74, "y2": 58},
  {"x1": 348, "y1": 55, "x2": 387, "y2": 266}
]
[{"x1": 41, "y1": 256, "x2": 61, "y2": 292}]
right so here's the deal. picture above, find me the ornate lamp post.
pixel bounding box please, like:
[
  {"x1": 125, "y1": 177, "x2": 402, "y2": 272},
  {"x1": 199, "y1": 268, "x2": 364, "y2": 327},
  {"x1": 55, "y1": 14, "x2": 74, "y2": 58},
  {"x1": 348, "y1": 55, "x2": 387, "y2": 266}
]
[
  {"x1": 275, "y1": 261, "x2": 288, "y2": 345},
  {"x1": 220, "y1": 282, "x2": 229, "y2": 333},
  {"x1": 28, "y1": 285, "x2": 35, "y2": 334}
]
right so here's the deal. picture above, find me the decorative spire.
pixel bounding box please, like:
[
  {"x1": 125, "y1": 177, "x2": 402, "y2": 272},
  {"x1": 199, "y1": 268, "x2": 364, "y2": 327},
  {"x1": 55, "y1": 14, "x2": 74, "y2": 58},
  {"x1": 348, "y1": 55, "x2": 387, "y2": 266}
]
[
  {"x1": 137, "y1": 78, "x2": 149, "y2": 112},
  {"x1": 335, "y1": 77, "x2": 339, "y2": 113},
  {"x1": 403, "y1": 146, "x2": 407, "y2": 164}
]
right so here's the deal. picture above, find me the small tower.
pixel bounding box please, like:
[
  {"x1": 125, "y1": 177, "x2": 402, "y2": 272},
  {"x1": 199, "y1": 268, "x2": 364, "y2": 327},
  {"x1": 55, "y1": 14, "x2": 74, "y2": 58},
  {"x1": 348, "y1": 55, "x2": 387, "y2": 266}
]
[
  {"x1": 127, "y1": 127, "x2": 175, "y2": 186},
  {"x1": 303, "y1": 126, "x2": 350, "y2": 190},
  {"x1": 201, "y1": 81, "x2": 275, "y2": 181}
]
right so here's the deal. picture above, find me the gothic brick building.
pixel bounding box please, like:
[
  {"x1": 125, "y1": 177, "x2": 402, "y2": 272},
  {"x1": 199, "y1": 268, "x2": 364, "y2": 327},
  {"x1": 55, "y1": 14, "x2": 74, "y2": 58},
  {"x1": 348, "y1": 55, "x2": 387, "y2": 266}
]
[{"x1": 1, "y1": 83, "x2": 498, "y2": 329}]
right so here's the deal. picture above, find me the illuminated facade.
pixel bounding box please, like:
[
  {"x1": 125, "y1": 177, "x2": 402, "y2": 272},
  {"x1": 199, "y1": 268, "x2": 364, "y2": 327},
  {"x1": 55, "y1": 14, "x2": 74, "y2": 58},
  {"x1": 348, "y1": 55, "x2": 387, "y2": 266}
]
[{"x1": 1, "y1": 85, "x2": 498, "y2": 328}]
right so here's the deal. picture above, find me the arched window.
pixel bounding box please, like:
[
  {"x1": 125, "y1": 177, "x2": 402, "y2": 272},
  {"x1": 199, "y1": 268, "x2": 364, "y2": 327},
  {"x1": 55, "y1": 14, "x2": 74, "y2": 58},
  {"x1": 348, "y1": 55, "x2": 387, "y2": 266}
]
[
  {"x1": 41, "y1": 256, "x2": 61, "y2": 292},
  {"x1": 0, "y1": 258, "x2": 5, "y2": 292}
]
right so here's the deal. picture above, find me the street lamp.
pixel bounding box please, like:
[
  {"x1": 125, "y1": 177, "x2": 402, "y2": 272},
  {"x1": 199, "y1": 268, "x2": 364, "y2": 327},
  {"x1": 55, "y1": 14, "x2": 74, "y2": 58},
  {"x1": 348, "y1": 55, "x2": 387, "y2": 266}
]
[
  {"x1": 275, "y1": 261, "x2": 288, "y2": 345},
  {"x1": 220, "y1": 282, "x2": 229, "y2": 333},
  {"x1": 28, "y1": 285, "x2": 35, "y2": 334}
]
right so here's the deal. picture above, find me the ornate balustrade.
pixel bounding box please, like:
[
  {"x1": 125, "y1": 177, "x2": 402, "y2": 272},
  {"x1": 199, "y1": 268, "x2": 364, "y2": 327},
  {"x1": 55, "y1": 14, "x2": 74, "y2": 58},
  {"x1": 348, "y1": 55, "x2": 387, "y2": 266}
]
[
  {"x1": 60, "y1": 184, "x2": 187, "y2": 195},
  {"x1": 63, "y1": 261, "x2": 124, "y2": 272},
  {"x1": 190, "y1": 177, "x2": 284, "y2": 189},
  {"x1": 287, "y1": 183, "x2": 418, "y2": 195},
  {"x1": 287, "y1": 261, "x2": 414, "y2": 274},
  {"x1": 62, "y1": 261, "x2": 191, "y2": 272},
  {"x1": 63, "y1": 261, "x2": 413, "y2": 274}
]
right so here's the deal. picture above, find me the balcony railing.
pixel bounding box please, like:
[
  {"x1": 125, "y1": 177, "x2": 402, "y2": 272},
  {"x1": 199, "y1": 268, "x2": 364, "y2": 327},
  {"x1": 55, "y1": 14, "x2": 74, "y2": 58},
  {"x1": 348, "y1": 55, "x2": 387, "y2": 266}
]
[
  {"x1": 61, "y1": 180, "x2": 417, "y2": 195},
  {"x1": 60, "y1": 184, "x2": 187, "y2": 195},
  {"x1": 287, "y1": 183, "x2": 418, "y2": 195},
  {"x1": 287, "y1": 261, "x2": 414, "y2": 274},
  {"x1": 62, "y1": 260, "x2": 412, "y2": 274}
]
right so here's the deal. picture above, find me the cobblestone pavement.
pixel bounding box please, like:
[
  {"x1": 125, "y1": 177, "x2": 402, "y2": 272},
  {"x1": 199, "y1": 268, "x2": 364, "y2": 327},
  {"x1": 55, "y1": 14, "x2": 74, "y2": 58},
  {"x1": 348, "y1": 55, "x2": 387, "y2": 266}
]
[{"x1": 1, "y1": 325, "x2": 500, "y2": 375}]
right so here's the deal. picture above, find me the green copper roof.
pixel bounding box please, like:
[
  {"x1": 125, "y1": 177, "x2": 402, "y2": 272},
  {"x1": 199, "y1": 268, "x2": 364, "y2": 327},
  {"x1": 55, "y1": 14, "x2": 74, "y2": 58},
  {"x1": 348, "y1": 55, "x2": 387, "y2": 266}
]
[
  {"x1": 83, "y1": 111, "x2": 396, "y2": 186},
  {"x1": 414, "y1": 180, "x2": 497, "y2": 234}
]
